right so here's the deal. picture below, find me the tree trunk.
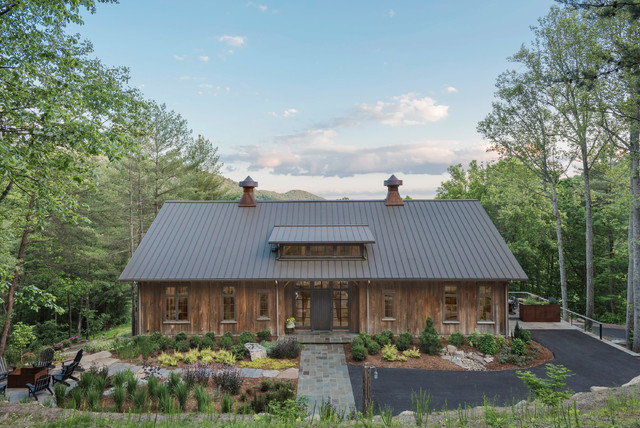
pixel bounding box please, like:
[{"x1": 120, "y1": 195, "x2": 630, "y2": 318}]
[
  {"x1": 85, "y1": 294, "x2": 90, "y2": 339},
  {"x1": 0, "y1": 180, "x2": 13, "y2": 204},
  {"x1": 608, "y1": 226, "x2": 616, "y2": 314},
  {"x1": 0, "y1": 194, "x2": 35, "y2": 355},
  {"x1": 551, "y1": 182, "x2": 569, "y2": 321},
  {"x1": 631, "y1": 99, "x2": 640, "y2": 353},
  {"x1": 582, "y1": 143, "x2": 595, "y2": 330},
  {"x1": 68, "y1": 292, "x2": 72, "y2": 339},
  {"x1": 128, "y1": 156, "x2": 134, "y2": 258},
  {"x1": 131, "y1": 282, "x2": 138, "y2": 336},
  {"x1": 627, "y1": 213, "x2": 634, "y2": 348}
]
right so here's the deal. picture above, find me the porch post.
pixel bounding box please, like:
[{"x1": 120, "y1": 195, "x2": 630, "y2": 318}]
[{"x1": 276, "y1": 281, "x2": 280, "y2": 337}]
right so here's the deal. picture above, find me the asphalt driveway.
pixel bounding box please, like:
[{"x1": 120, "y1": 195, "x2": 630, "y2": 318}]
[{"x1": 348, "y1": 329, "x2": 640, "y2": 414}]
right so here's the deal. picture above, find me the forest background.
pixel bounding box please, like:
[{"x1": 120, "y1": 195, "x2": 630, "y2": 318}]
[{"x1": 3, "y1": 0, "x2": 640, "y2": 360}]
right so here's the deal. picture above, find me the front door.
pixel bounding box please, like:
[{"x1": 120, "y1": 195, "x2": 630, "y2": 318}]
[{"x1": 312, "y1": 289, "x2": 332, "y2": 330}]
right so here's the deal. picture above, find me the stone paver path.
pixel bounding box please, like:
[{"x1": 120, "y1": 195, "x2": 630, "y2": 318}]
[{"x1": 297, "y1": 344, "x2": 355, "y2": 415}]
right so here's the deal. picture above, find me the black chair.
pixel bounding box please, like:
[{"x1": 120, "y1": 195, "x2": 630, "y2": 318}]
[
  {"x1": 62, "y1": 349, "x2": 83, "y2": 369},
  {"x1": 52, "y1": 361, "x2": 80, "y2": 386},
  {"x1": 0, "y1": 356, "x2": 16, "y2": 382},
  {"x1": 0, "y1": 381, "x2": 6, "y2": 395},
  {"x1": 26, "y1": 373, "x2": 52, "y2": 401},
  {"x1": 32, "y1": 347, "x2": 55, "y2": 371}
]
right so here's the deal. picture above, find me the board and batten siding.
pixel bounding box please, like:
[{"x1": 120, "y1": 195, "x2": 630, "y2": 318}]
[
  {"x1": 138, "y1": 281, "x2": 286, "y2": 336},
  {"x1": 356, "y1": 281, "x2": 508, "y2": 336}
]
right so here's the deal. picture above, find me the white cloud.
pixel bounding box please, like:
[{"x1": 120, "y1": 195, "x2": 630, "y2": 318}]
[
  {"x1": 173, "y1": 55, "x2": 186, "y2": 61},
  {"x1": 388, "y1": 9, "x2": 395, "y2": 18},
  {"x1": 218, "y1": 35, "x2": 247, "y2": 47},
  {"x1": 248, "y1": 2, "x2": 267, "y2": 12},
  {"x1": 199, "y1": 83, "x2": 214, "y2": 89},
  {"x1": 269, "y1": 108, "x2": 299, "y2": 118},
  {"x1": 136, "y1": 84, "x2": 145, "y2": 90},
  {"x1": 445, "y1": 86, "x2": 459, "y2": 93},
  {"x1": 358, "y1": 93, "x2": 448, "y2": 126},
  {"x1": 199, "y1": 56, "x2": 209, "y2": 63}
]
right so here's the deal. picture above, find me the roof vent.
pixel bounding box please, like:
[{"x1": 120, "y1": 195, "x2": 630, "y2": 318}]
[
  {"x1": 384, "y1": 175, "x2": 404, "y2": 206},
  {"x1": 239, "y1": 176, "x2": 258, "y2": 207}
]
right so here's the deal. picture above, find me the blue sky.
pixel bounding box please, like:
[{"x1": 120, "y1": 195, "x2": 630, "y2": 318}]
[{"x1": 73, "y1": 0, "x2": 555, "y2": 199}]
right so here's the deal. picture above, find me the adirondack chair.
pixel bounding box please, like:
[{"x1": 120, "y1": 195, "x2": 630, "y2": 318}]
[
  {"x1": 61, "y1": 349, "x2": 83, "y2": 369},
  {"x1": 0, "y1": 356, "x2": 16, "y2": 382},
  {"x1": 32, "y1": 347, "x2": 55, "y2": 371},
  {"x1": 26, "y1": 373, "x2": 52, "y2": 401},
  {"x1": 51, "y1": 360, "x2": 80, "y2": 386},
  {"x1": 0, "y1": 381, "x2": 6, "y2": 395}
]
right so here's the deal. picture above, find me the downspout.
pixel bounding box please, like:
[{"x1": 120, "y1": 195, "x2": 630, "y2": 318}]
[
  {"x1": 366, "y1": 280, "x2": 370, "y2": 333},
  {"x1": 276, "y1": 281, "x2": 280, "y2": 338}
]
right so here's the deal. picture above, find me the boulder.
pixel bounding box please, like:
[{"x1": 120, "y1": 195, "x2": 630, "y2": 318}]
[
  {"x1": 446, "y1": 345, "x2": 457, "y2": 355},
  {"x1": 244, "y1": 342, "x2": 267, "y2": 361}
]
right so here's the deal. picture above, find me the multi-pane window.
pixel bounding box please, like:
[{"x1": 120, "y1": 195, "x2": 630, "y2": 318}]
[
  {"x1": 444, "y1": 285, "x2": 458, "y2": 322},
  {"x1": 383, "y1": 293, "x2": 394, "y2": 319},
  {"x1": 478, "y1": 285, "x2": 493, "y2": 322},
  {"x1": 279, "y1": 244, "x2": 364, "y2": 259},
  {"x1": 222, "y1": 286, "x2": 236, "y2": 321},
  {"x1": 294, "y1": 290, "x2": 311, "y2": 327},
  {"x1": 165, "y1": 285, "x2": 188, "y2": 321},
  {"x1": 258, "y1": 292, "x2": 269, "y2": 319},
  {"x1": 333, "y1": 291, "x2": 349, "y2": 328}
]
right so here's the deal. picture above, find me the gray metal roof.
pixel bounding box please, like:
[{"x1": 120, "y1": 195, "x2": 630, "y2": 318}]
[
  {"x1": 119, "y1": 200, "x2": 528, "y2": 281},
  {"x1": 268, "y1": 225, "x2": 375, "y2": 244}
]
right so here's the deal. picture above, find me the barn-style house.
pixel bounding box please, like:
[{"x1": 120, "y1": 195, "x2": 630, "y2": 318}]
[{"x1": 119, "y1": 176, "x2": 527, "y2": 338}]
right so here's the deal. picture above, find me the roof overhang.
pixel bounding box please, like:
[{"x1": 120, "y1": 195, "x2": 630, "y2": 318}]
[{"x1": 268, "y1": 224, "x2": 376, "y2": 244}]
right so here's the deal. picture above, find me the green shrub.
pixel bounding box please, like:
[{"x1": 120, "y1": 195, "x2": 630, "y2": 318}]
[
  {"x1": 133, "y1": 387, "x2": 147, "y2": 412},
  {"x1": 395, "y1": 332, "x2": 413, "y2": 351},
  {"x1": 189, "y1": 335, "x2": 202, "y2": 349},
  {"x1": 175, "y1": 382, "x2": 189, "y2": 410},
  {"x1": 270, "y1": 339, "x2": 301, "y2": 359},
  {"x1": 147, "y1": 376, "x2": 160, "y2": 398},
  {"x1": 205, "y1": 331, "x2": 217, "y2": 342},
  {"x1": 352, "y1": 344, "x2": 368, "y2": 361},
  {"x1": 477, "y1": 333, "x2": 499, "y2": 355},
  {"x1": 238, "y1": 331, "x2": 256, "y2": 345},
  {"x1": 167, "y1": 371, "x2": 182, "y2": 395},
  {"x1": 175, "y1": 340, "x2": 190, "y2": 353},
  {"x1": 518, "y1": 364, "x2": 573, "y2": 407},
  {"x1": 194, "y1": 385, "x2": 209, "y2": 412},
  {"x1": 93, "y1": 375, "x2": 106, "y2": 394},
  {"x1": 53, "y1": 383, "x2": 67, "y2": 408},
  {"x1": 71, "y1": 387, "x2": 83, "y2": 409},
  {"x1": 112, "y1": 371, "x2": 128, "y2": 388},
  {"x1": 367, "y1": 340, "x2": 381, "y2": 355},
  {"x1": 382, "y1": 344, "x2": 399, "y2": 361},
  {"x1": 374, "y1": 333, "x2": 392, "y2": 347},
  {"x1": 126, "y1": 376, "x2": 138, "y2": 398},
  {"x1": 419, "y1": 317, "x2": 442, "y2": 355},
  {"x1": 221, "y1": 393, "x2": 233, "y2": 413},
  {"x1": 231, "y1": 344, "x2": 247, "y2": 360},
  {"x1": 87, "y1": 389, "x2": 100, "y2": 411},
  {"x1": 467, "y1": 329, "x2": 481, "y2": 347},
  {"x1": 495, "y1": 334, "x2": 508, "y2": 349},
  {"x1": 257, "y1": 329, "x2": 271, "y2": 342},
  {"x1": 218, "y1": 333, "x2": 234, "y2": 350},
  {"x1": 352, "y1": 336, "x2": 365, "y2": 348},
  {"x1": 200, "y1": 336, "x2": 215, "y2": 350},
  {"x1": 511, "y1": 338, "x2": 527, "y2": 356},
  {"x1": 175, "y1": 332, "x2": 187, "y2": 342},
  {"x1": 402, "y1": 347, "x2": 421, "y2": 358},
  {"x1": 448, "y1": 332, "x2": 465, "y2": 347},
  {"x1": 513, "y1": 322, "x2": 532, "y2": 344},
  {"x1": 112, "y1": 385, "x2": 125, "y2": 412},
  {"x1": 164, "y1": 338, "x2": 176, "y2": 350}
]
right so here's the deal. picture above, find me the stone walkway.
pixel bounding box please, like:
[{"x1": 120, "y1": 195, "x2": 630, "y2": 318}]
[{"x1": 297, "y1": 344, "x2": 355, "y2": 416}]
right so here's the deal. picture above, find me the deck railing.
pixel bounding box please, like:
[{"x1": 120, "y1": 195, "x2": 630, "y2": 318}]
[{"x1": 509, "y1": 291, "x2": 604, "y2": 340}]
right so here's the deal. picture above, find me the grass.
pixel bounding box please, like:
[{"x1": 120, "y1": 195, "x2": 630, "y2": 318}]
[{"x1": 90, "y1": 324, "x2": 131, "y2": 341}]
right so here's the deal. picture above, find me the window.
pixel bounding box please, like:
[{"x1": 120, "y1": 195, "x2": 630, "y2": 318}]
[
  {"x1": 222, "y1": 286, "x2": 236, "y2": 321},
  {"x1": 444, "y1": 285, "x2": 458, "y2": 322},
  {"x1": 383, "y1": 293, "x2": 394, "y2": 319},
  {"x1": 165, "y1": 285, "x2": 188, "y2": 322},
  {"x1": 309, "y1": 245, "x2": 334, "y2": 257},
  {"x1": 258, "y1": 292, "x2": 269, "y2": 319},
  {"x1": 279, "y1": 244, "x2": 365, "y2": 259},
  {"x1": 336, "y1": 245, "x2": 362, "y2": 257},
  {"x1": 282, "y1": 245, "x2": 305, "y2": 257},
  {"x1": 478, "y1": 285, "x2": 493, "y2": 322},
  {"x1": 333, "y1": 290, "x2": 349, "y2": 328},
  {"x1": 294, "y1": 291, "x2": 311, "y2": 327}
]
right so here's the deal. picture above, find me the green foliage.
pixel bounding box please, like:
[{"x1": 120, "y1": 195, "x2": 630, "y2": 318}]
[
  {"x1": 256, "y1": 329, "x2": 271, "y2": 342},
  {"x1": 71, "y1": 387, "x2": 83, "y2": 409},
  {"x1": 112, "y1": 385, "x2": 125, "y2": 412},
  {"x1": 217, "y1": 333, "x2": 234, "y2": 350},
  {"x1": 382, "y1": 344, "x2": 402, "y2": 361},
  {"x1": 513, "y1": 322, "x2": 532, "y2": 344},
  {"x1": 467, "y1": 329, "x2": 482, "y2": 347},
  {"x1": 174, "y1": 381, "x2": 189, "y2": 410},
  {"x1": 448, "y1": 332, "x2": 465, "y2": 347},
  {"x1": 374, "y1": 333, "x2": 392, "y2": 347},
  {"x1": 221, "y1": 393, "x2": 233, "y2": 413},
  {"x1": 11, "y1": 322, "x2": 35, "y2": 356},
  {"x1": 511, "y1": 338, "x2": 527, "y2": 356},
  {"x1": 411, "y1": 388, "x2": 433, "y2": 427},
  {"x1": 231, "y1": 344, "x2": 248, "y2": 360},
  {"x1": 351, "y1": 344, "x2": 368, "y2": 361},
  {"x1": 175, "y1": 332, "x2": 187, "y2": 342},
  {"x1": 518, "y1": 364, "x2": 574, "y2": 407},
  {"x1": 53, "y1": 383, "x2": 67, "y2": 408},
  {"x1": 477, "y1": 333, "x2": 500, "y2": 355},
  {"x1": 205, "y1": 331, "x2": 217, "y2": 342},
  {"x1": 166, "y1": 371, "x2": 182, "y2": 395},
  {"x1": 112, "y1": 371, "x2": 128, "y2": 388},
  {"x1": 395, "y1": 331, "x2": 414, "y2": 351},
  {"x1": 133, "y1": 387, "x2": 146, "y2": 412},
  {"x1": 194, "y1": 385, "x2": 209, "y2": 412},
  {"x1": 199, "y1": 336, "x2": 215, "y2": 350},
  {"x1": 87, "y1": 389, "x2": 100, "y2": 411},
  {"x1": 419, "y1": 317, "x2": 442, "y2": 355},
  {"x1": 402, "y1": 347, "x2": 421, "y2": 358},
  {"x1": 146, "y1": 376, "x2": 159, "y2": 398},
  {"x1": 126, "y1": 376, "x2": 138, "y2": 399},
  {"x1": 359, "y1": 333, "x2": 381, "y2": 355},
  {"x1": 175, "y1": 340, "x2": 190, "y2": 353},
  {"x1": 237, "y1": 331, "x2": 256, "y2": 345},
  {"x1": 188, "y1": 335, "x2": 202, "y2": 349}
]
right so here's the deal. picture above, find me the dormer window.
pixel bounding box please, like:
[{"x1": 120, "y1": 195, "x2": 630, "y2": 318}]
[{"x1": 268, "y1": 224, "x2": 375, "y2": 261}]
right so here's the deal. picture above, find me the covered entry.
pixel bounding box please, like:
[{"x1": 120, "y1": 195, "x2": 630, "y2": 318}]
[{"x1": 293, "y1": 280, "x2": 351, "y2": 331}]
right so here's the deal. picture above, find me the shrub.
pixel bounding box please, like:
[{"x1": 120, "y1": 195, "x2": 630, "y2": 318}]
[
  {"x1": 231, "y1": 344, "x2": 247, "y2": 360},
  {"x1": 260, "y1": 379, "x2": 273, "y2": 392},
  {"x1": 158, "y1": 352, "x2": 179, "y2": 367},
  {"x1": 238, "y1": 331, "x2": 256, "y2": 345},
  {"x1": 518, "y1": 364, "x2": 573, "y2": 407},
  {"x1": 477, "y1": 333, "x2": 499, "y2": 355},
  {"x1": 352, "y1": 336, "x2": 365, "y2": 348},
  {"x1": 126, "y1": 376, "x2": 138, "y2": 398},
  {"x1": 257, "y1": 329, "x2": 271, "y2": 342},
  {"x1": 448, "y1": 332, "x2": 465, "y2": 347},
  {"x1": 87, "y1": 389, "x2": 100, "y2": 411},
  {"x1": 218, "y1": 334, "x2": 234, "y2": 350},
  {"x1": 175, "y1": 332, "x2": 187, "y2": 342},
  {"x1": 495, "y1": 334, "x2": 509, "y2": 349},
  {"x1": 184, "y1": 349, "x2": 200, "y2": 364},
  {"x1": 381, "y1": 329, "x2": 394, "y2": 343},
  {"x1": 112, "y1": 371, "x2": 128, "y2": 388},
  {"x1": 212, "y1": 349, "x2": 236, "y2": 366},
  {"x1": 212, "y1": 366, "x2": 242, "y2": 395},
  {"x1": 158, "y1": 386, "x2": 175, "y2": 413},
  {"x1": 238, "y1": 358, "x2": 297, "y2": 370},
  {"x1": 367, "y1": 340, "x2": 381, "y2": 355},
  {"x1": 166, "y1": 371, "x2": 182, "y2": 395},
  {"x1": 205, "y1": 331, "x2": 217, "y2": 342},
  {"x1": 221, "y1": 393, "x2": 233, "y2": 413},
  {"x1": 194, "y1": 385, "x2": 209, "y2": 412},
  {"x1": 164, "y1": 338, "x2": 176, "y2": 351},
  {"x1": 147, "y1": 376, "x2": 160, "y2": 398},
  {"x1": 175, "y1": 340, "x2": 190, "y2": 353},
  {"x1": 270, "y1": 339, "x2": 301, "y2": 359},
  {"x1": 175, "y1": 382, "x2": 189, "y2": 410},
  {"x1": 261, "y1": 340, "x2": 278, "y2": 357},
  {"x1": 382, "y1": 344, "x2": 399, "y2": 361},
  {"x1": 395, "y1": 332, "x2": 414, "y2": 351},
  {"x1": 200, "y1": 336, "x2": 215, "y2": 350},
  {"x1": 150, "y1": 332, "x2": 164, "y2": 343},
  {"x1": 133, "y1": 387, "x2": 147, "y2": 412},
  {"x1": 84, "y1": 339, "x2": 115, "y2": 353},
  {"x1": 511, "y1": 338, "x2": 527, "y2": 356},
  {"x1": 352, "y1": 344, "x2": 368, "y2": 361},
  {"x1": 71, "y1": 387, "x2": 83, "y2": 409},
  {"x1": 183, "y1": 361, "x2": 211, "y2": 386},
  {"x1": 374, "y1": 333, "x2": 392, "y2": 347},
  {"x1": 467, "y1": 329, "x2": 482, "y2": 347},
  {"x1": 53, "y1": 383, "x2": 67, "y2": 408},
  {"x1": 403, "y1": 347, "x2": 421, "y2": 358},
  {"x1": 237, "y1": 402, "x2": 252, "y2": 414},
  {"x1": 513, "y1": 322, "x2": 532, "y2": 344},
  {"x1": 93, "y1": 375, "x2": 106, "y2": 394},
  {"x1": 189, "y1": 335, "x2": 202, "y2": 349},
  {"x1": 419, "y1": 317, "x2": 442, "y2": 355},
  {"x1": 112, "y1": 385, "x2": 125, "y2": 412},
  {"x1": 251, "y1": 394, "x2": 266, "y2": 413}
]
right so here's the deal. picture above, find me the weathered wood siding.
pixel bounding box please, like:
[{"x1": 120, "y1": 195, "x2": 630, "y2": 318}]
[
  {"x1": 356, "y1": 281, "x2": 507, "y2": 336},
  {"x1": 139, "y1": 281, "x2": 286, "y2": 336}
]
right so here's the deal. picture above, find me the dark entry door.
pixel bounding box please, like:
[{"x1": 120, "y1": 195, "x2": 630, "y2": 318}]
[{"x1": 312, "y1": 290, "x2": 332, "y2": 330}]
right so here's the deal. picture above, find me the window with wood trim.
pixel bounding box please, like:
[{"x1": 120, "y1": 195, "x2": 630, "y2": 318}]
[
  {"x1": 478, "y1": 285, "x2": 493, "y2": 322},
  {"x1": 258, "y1": 292, "x2": 270, "y2": 319},
  {"x1": 383, "y1": 293, "x2": 394, "y2": 319},
  {"x1": 222, "y1": 286, "x2": 236, "y2": 321},
  {"x1": 165, "y1": 285, "x2": 188, "y2": 322},
  {"x1": 279, "y1": 244, "x2": 365, "y2": 259},
  {"x1": 444, "y1": 285, "x2": 458, "y2": 322}
]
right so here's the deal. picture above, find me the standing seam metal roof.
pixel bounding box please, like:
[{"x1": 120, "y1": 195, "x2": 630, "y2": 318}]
[{"x1": 119, "y1": 199, "x2": 528, "y2": 281}]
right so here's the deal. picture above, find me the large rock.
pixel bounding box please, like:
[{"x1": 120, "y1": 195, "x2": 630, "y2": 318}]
[{"x1": 245, "y1": 342, "x2": 267, "y2": 361}]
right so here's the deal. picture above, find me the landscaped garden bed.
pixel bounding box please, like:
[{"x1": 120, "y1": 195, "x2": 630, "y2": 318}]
[{"x1": 345, "y1": 319, "x2": 553, "y2": 371}]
